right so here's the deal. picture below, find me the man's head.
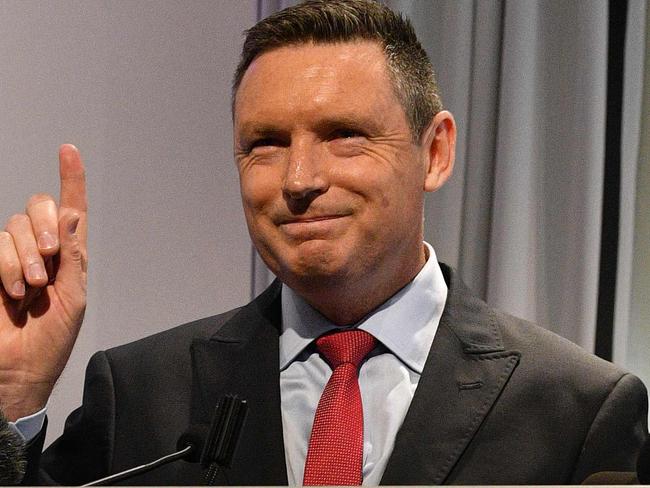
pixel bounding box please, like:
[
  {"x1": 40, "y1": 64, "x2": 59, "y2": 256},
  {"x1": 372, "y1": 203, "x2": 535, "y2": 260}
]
[
  {"x1": 232, "y1": 0, "x2": 455, "y2": 324},
  {"x1": 232, "y1": 0, "x2": 442, "y2": 141}
]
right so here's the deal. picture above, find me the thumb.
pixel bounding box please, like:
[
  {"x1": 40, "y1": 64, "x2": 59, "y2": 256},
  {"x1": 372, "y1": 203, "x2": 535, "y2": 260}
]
[{"x1": 55, "y1": 212, "x2": 86, "y2": 300}]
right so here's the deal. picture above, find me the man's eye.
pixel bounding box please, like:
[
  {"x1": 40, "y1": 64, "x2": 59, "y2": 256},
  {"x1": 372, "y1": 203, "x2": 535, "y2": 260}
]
[
  {"x1": 250, "y1": 138, "x2": 279, "y2": 149},
  {"x1": 330, "y1": 129, "x2": 364, "y2": 140}
]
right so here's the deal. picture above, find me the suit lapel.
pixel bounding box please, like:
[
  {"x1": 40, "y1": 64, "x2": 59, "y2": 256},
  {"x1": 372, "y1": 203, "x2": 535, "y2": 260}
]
[
  {"x1": 381, "y1": 265, "x2": 521, "y2": 485},
  {"x1": 190, "y1": 281, "x2": 288, "y2": 486},
  {"x1": 188, "y1": 266, "x2": 521, "y2": 485}
]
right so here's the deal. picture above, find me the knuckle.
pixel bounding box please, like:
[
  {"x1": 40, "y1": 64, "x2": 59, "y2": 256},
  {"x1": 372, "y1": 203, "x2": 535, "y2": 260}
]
[
  {"x1": 0, "y1": 231, "x2": 12, "y2": 245},
  {"x1": 27, "y1": 193, "x2": 55, "y2": 208},
  {"x1": 24, "y1": 254, "x2": 43, "y2": 266},
  {"x1": 68, "y1": 240, "x2": 82, "y2": 259},
  {"x1": 3, "y1": 260, "x2": 22, "y2": 276},
  {"x1": 6, "y1": 214, "x2": 29, "y2": 231}
]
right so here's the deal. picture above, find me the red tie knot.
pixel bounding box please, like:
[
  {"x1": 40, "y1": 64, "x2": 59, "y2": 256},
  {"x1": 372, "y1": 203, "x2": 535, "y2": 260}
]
[{"x1": 316, "y1": 329, "x2": 376, "y2": 369}]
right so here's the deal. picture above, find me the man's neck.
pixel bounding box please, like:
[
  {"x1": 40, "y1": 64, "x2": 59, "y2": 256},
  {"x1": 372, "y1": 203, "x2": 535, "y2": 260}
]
[{"x1": 290, "y1": 244, "x2": 428, "y2": 326}]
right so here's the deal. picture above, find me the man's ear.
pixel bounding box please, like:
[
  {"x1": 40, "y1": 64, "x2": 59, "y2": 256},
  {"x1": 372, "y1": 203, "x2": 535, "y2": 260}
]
[{"x1": 421, "y1": 110, "x2": 456, "y2": 192}]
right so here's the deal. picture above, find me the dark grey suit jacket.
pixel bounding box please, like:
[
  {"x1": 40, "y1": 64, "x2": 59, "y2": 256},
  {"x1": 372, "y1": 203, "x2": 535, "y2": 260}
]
[{"x1": 25, "y1": 264, "x2": 648, "y2": 485}]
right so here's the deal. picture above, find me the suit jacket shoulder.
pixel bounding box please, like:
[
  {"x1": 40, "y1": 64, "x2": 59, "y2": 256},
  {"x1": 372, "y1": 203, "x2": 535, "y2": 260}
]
[
  {"x1": 398, "y1": 263, "x2": 648, "y2": 485},
  {"x1": 37, "y1": 282, "x2": 284, "y2": 486},
  {"x1": 495, "y1": 306, "x2": 647, "y2": 483}
]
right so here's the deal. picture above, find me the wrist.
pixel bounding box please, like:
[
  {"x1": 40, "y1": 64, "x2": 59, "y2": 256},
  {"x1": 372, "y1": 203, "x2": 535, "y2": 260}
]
[{"x1": 0, "y1": 383, "x2": 51, "y2": 422}]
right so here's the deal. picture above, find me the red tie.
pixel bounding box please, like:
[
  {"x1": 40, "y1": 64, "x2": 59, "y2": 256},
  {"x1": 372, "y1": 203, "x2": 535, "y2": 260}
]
[{"x1": 303, "y1": 329, "x2": 376, "y2": 486}]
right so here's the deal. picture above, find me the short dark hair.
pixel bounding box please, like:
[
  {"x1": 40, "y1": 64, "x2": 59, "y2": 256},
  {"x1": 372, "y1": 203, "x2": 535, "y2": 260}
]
[{"x1": 232, "y1": 0, "x2": 442, "y2": 139}]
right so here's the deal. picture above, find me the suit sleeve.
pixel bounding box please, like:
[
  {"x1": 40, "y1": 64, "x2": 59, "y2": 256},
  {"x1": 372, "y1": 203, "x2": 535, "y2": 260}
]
[
  {"x1": 24, "y1": 350, "x2": 117, "y2": 485},
  {"x1": 571, "y1": 372, "x2": 649, "y2": 483}
]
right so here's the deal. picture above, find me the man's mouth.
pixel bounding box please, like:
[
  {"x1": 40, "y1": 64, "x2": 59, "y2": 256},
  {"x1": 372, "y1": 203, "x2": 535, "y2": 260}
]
[
  {"x1": 275, "y1": 210, "x2": 353, "y2": 224},
  {"x1": 276, "y1": 213, "x2": 351, "y2": 238},
  {"x1": 281, "y1": 215, "x2": 347, "y2": 224}
]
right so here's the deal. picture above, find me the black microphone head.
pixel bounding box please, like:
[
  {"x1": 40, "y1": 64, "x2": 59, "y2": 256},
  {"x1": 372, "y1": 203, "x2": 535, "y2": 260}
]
[
  {"x1": 0, "y1": 411, "x2": 26, "y2": 485},
  {"x1": 637, "y1": 437, "x2": 650, "y2": 484},
  {"x1": 201, "y1": 395, "x2": 248, "y2": 469},
  {"x1": 177, "y1": 425, "x2": 210, "y2": 463}
]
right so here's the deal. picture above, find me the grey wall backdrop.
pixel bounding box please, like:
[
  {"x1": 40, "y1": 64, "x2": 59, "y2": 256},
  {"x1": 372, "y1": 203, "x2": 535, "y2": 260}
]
[
  {"x1": 1, "y1": 0, "x2": 649, "y2": 445},
  {"x1": 0, "y1": 0, "x2": 258, "y2": 445}
]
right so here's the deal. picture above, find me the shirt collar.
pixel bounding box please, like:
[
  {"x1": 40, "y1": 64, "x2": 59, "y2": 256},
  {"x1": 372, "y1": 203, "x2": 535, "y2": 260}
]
[{"x1": 279, "y1": 242, "x2": 448, "y2": 374}]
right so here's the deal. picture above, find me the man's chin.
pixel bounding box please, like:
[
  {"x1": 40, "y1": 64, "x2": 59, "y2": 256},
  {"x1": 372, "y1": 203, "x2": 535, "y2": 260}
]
[
  {"x1": 257, "y1": 237, "x2": 359, "y2": 285},
  {"x1": 280, "y1": 260, "x2": 347, "y2": 284},
  {"x1": 276, "y1": 250, "x2": 353, "y2": 289}
]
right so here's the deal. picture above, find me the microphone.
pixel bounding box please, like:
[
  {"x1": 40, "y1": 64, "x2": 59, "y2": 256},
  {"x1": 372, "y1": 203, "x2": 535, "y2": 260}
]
[
  {"x1": 636, "y1": 436, "x2": 650, "y2": 484},
  {"x1": 0, "y1": 411, "x2": 26, "y2": 485},
  {"x1": 84, "y1": 395, "x2": 247, "y2": 486},
  {"x1": 199, "y1": 395, "x2": 248, "y2": 485}
]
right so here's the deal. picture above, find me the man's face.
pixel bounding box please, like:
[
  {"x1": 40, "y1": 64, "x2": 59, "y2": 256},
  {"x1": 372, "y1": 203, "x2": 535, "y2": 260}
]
[{"x1": 234, "y1": 41, "x2": 438, "y2": 295}]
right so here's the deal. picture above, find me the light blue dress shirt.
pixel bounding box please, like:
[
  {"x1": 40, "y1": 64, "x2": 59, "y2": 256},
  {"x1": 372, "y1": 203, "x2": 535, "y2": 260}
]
[
  {"x1": 280, "y1": 242, "x2": 448, "y2": 485},
  {"x1": 8, "y1": 405, "x2": 46, "y2": 442}
]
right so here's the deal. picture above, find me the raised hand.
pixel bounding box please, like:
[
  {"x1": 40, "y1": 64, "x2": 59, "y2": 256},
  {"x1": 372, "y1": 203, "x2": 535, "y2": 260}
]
[{"x1": 0, "y1": 145, "x2": 87, "y2": 421}]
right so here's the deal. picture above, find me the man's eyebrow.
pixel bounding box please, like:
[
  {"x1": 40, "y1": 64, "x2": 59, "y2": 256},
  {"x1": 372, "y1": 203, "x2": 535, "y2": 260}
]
[
  {"x1": 314, "y1": 115, "x2": 383, "y2": 135},
  {"x1": 236, "y1": 115, "x2": 383, "y2": 140},
  {"x1": 236, "y1": 123, "x2": 285, "y2": 140}
]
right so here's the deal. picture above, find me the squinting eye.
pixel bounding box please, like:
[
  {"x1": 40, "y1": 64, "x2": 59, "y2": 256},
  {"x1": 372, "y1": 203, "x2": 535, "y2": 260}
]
[
  {"x1": 330, "y1": 129, "x2": 364, "y2": 140},
  {"x1": 251, "y1": 138, "x2": 279, "y2": 149}
]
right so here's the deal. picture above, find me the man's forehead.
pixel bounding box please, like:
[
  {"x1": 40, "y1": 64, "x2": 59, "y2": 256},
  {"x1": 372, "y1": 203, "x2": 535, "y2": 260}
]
[
  {"x1": 247, "y1": 41, "x2": 385, "y2": 77},
  {"x1": 234, "y1": 40, "x2": 394, "y2": 118}
]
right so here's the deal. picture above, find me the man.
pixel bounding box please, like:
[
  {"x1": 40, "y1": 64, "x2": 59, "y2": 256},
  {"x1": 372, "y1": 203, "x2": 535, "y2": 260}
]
[{"x1": 0, "y1": 0, "x2": 647, "y2": 485}]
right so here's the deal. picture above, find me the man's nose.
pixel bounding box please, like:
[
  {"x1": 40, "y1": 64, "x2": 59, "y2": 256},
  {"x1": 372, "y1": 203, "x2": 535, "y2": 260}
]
[{"x1": 282, "y1": 140, "x2": 328, "y2": 200}]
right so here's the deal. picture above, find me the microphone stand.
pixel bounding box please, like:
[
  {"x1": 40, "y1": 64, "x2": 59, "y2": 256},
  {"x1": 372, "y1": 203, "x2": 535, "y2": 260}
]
[
  {"x1": 83, "y1": 445, "x2": 193, "y2": 486},
  {"x1": 81, "y1": 394, "x2": 247, "y2": 486}
]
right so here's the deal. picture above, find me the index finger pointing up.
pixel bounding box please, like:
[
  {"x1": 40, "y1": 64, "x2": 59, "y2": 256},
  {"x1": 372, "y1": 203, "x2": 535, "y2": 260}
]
[{"x1": 59, "y1": 144, "x2": 87, "y2": 212}]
